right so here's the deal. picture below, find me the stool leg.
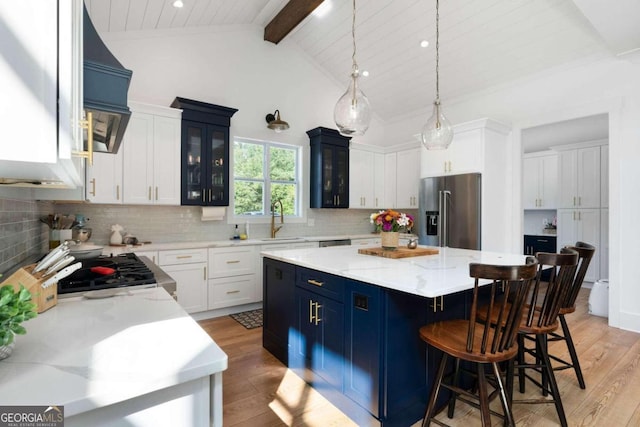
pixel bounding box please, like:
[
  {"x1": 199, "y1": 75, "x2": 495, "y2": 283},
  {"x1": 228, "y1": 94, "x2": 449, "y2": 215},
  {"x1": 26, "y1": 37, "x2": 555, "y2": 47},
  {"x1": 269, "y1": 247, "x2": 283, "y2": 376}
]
[
  {"x1": 517, "y1": 334, "x2": 526, "y2": 393},
  {"x1": 422, "y1": 353, "x2": 449, "y2": 427},
  {"x1": 491, "y1": 361, "x2": 515, "y2": 427},
  {"x1": 477, "y1": 363, "x2": 491, "y2": 427},
  {"x1": 537, "y1": 334, "x2": 568, "y2": 427},
  {"x1": 539, "y1": 334, "x2": 548, "y2": 397},
  {"x1": 560, "y1": 314, "x2": 586, "y2": 389},
  {"x1": 447, "y1": 358, "x2": 461, "y2": 418}
]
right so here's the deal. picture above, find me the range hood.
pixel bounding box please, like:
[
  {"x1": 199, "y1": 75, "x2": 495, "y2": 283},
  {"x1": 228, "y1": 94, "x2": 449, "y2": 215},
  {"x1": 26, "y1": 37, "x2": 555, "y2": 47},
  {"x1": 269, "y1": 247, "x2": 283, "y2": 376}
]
[{"x1": 83, "y1": 5, "x2": 132, "y2": 154}]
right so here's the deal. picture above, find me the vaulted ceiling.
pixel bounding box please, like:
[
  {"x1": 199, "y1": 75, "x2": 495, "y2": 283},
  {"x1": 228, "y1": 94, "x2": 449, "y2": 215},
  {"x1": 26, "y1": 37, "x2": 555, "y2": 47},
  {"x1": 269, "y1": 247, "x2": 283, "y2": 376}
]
[{"x1": 85, "y1": 0, "x2": 639, "y2": 125}]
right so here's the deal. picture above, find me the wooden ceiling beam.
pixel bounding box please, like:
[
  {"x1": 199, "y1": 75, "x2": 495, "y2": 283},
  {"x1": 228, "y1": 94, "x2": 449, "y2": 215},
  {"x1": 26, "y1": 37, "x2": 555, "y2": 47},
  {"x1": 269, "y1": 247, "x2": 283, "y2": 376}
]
[{"x1": 264, "y1": 0, "x2": 325, "y2": 44}]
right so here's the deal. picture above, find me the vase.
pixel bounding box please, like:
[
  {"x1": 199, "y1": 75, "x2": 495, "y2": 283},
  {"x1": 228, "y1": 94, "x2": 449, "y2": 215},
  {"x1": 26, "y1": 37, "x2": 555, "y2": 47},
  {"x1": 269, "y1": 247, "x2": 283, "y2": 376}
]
[
  {"x1": 381, "y1": 231, "x2": 400, "y2": 250},
  {"x1": 0, "y1": 341, "x2": 15, "y2": 361}
]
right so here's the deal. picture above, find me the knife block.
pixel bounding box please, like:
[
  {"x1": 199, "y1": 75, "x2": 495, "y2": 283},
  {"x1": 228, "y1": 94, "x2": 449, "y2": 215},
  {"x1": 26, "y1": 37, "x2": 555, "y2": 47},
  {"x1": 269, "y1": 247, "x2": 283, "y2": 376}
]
[{"x1": 0, "y1": 263, "x2": 58, "y2": 313}]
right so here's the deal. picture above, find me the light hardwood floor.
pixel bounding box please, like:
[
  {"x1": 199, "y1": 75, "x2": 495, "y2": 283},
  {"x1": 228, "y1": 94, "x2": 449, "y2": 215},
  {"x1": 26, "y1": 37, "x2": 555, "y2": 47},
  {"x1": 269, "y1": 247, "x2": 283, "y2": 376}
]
[{"x1": 198, "y1": 289, "x2": 640, "y2": 426}]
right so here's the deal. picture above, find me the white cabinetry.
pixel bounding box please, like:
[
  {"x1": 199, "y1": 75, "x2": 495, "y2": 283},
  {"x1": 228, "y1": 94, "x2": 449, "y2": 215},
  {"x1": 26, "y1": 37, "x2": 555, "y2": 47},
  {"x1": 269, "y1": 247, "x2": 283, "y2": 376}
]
[
  {"x1": 350, "y1": 237, "x2": 381, "y2": 247},
  {"x1": 0, "y1": 0, "x2": 84, "y2": 188},
  {"x1": 385, "y1": 148, "x2": 420, "y2": 209},
  {"x1": 601, "y1": 208, "x2": 609, "y2": 279},
  {"x1": 159, "y1": 248, "x2": 207, "y2": 313},
  {"x1": 558, "y1": 146, "x2": 601, "y2": 209},
  {"x1": 350, "y1": 147, "x2": 385, "y2": 209},
  {"x1": 422, "y1": 128, "x2": 482, "y2": 177},
  {"x1": 557, "y1": 209, "x2": 600, "y2": 282},
  {"x1": 522, "y1": 152, "x2": 558, "y2": 209},
  {"x1": 208, "y1": 246, "x2": 256, "y2": 310},
  {"x1": 85, "y1": 151, "x2": 123, "y2": 203},
  {"x1": 123, "y1": 103, "x2": 181, "y2": 205}
]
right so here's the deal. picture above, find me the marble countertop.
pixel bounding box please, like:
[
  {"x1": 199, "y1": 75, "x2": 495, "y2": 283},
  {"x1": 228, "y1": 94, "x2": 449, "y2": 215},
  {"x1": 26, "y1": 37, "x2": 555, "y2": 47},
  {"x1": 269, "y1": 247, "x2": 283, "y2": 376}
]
[
  {"x1": 0, "y1": 287, "x2": 227, "y2": 416},
  {"x1": 101, "y1": 233, "x2": 416, "y2": 255},
  {"x1": 261, "y1": 245, "x2": 530, "y2": 298}
]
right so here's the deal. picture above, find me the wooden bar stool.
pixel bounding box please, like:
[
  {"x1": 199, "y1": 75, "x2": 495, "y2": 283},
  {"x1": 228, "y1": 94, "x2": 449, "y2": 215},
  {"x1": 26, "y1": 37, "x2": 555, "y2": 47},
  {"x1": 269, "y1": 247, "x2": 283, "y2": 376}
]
[
  {"x1": 546, "y1": 241, "x2": 596, "y2": 389},
  {"x1": 511, "y1": 248, "x2": 579, "y2": 427},
  {"x1": 419, "y1": 257, "x2": 538, "y2": 427}
]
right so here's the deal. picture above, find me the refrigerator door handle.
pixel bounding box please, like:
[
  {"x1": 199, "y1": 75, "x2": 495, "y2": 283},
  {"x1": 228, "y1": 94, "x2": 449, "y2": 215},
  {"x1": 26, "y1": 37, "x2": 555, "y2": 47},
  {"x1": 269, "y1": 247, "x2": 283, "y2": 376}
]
[{"x1": 439, "y1": 190, "x2": 451, "y2": 247}]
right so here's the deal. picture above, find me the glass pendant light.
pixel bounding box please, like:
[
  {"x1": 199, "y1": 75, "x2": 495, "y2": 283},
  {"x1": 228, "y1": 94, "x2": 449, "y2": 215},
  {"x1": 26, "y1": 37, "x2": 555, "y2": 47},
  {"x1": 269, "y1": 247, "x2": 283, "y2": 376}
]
[
  {"x1": 421, "y1": 0, "x2": 453, "y2": 150},
  {"x1": 334, "y1": 0, "x2": 371, "y2": 136}
]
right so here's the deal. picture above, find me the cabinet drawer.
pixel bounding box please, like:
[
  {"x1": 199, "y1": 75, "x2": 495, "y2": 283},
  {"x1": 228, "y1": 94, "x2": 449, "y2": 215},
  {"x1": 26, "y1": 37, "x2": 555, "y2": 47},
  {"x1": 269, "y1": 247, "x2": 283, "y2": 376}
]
[
  {"x1": 208, "y1": 275, "x2": 255, "y2": 309},
  {"x1": 208, "y1": 246, "x2": 255, "y2": 278},
  {"x1": 158, "y1": 248, "x2": 207, "y2": 266},
  {"x1": 297, "y1": 268, "x2": 345, "y2": 302}
]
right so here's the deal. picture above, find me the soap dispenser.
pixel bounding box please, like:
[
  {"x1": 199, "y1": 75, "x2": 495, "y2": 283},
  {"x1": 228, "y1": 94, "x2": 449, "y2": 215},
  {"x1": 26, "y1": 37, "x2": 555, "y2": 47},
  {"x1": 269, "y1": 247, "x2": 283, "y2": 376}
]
[{"x1": 233, "y1": 224, "x2": 240, "y2": 240}]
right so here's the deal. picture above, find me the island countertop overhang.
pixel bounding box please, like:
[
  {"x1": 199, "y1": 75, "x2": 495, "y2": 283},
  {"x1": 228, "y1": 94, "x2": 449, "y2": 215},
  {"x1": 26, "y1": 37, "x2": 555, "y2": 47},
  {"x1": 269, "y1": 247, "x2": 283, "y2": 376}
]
[{"x1": 261, "y1": 245, "x2": 530, "y2": 298}]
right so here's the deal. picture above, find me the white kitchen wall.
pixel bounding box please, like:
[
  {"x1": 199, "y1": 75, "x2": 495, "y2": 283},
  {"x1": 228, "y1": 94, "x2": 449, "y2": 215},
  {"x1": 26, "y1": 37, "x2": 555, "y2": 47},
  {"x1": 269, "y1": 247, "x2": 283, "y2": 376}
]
[{"x1": 99, "y1": 25, "x2": 386, "y2": 148}]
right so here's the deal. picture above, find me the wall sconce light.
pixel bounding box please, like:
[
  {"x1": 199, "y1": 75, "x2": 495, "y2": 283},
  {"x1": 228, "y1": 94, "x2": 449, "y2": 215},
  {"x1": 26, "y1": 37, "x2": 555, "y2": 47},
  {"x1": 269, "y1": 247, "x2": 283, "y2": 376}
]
[{"x1": 265, "y1": 110, "x2": 290, "y2": 133}]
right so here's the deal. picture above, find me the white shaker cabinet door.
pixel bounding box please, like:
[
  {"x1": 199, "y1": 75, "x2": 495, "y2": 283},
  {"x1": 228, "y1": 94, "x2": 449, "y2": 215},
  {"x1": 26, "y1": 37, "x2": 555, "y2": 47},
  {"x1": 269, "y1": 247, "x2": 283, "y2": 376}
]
[
  {"x1": 123, "y1": 113, "x2": 155, "y2": 204},
  {"x1": 349, "y1": 148, "x2": 374, "y2": 208},
  {"x1": 557, "y1": 208, "x2": 600, "y2": 283},
  {"x1": 152, "y1": 115, "x2": 181, "y2": 205},
  {"x1": 85, "y1": 151, "x2": 123, "y2": 203},
  {"x1": 162, "y1": 262, "x2": 208, "y2": 314}
]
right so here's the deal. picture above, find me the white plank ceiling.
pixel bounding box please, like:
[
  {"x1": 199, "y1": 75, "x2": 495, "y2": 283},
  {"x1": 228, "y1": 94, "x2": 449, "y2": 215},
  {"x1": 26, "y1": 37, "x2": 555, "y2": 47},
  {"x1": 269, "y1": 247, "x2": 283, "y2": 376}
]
[{"x1": 85, "y1": 0, "x2": 639, "y2": 124}]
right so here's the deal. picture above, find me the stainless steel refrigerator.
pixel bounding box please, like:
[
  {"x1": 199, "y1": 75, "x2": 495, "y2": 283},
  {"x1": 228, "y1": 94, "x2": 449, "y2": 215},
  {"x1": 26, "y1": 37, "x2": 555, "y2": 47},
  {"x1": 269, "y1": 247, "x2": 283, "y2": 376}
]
[{"x1": 418, "y1": 173, "x2": 482, "y2": 250}]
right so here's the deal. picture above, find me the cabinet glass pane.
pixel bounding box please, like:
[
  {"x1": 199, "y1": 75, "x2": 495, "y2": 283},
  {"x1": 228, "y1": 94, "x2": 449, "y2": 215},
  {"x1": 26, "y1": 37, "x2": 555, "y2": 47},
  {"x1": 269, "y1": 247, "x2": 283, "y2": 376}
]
[
  {"x1": 336, "y1": 148, "x2": 348, "y2": 198},
  {"x1": 186, "y1": 126, "x2": 203, "y2": 202},
  {"x1": 322, "y1": 146, "x2": 334, "y2": 205},
  {"x1": 210, "y1": 129, "x2": 226, "y2": 202}
]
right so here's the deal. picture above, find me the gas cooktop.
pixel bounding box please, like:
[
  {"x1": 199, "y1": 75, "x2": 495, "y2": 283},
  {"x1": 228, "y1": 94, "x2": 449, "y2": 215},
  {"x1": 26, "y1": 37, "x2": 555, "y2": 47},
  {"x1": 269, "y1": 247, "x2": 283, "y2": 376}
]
[{"x1": 57, "y1": 253, "x2": 156, "y2": 295}]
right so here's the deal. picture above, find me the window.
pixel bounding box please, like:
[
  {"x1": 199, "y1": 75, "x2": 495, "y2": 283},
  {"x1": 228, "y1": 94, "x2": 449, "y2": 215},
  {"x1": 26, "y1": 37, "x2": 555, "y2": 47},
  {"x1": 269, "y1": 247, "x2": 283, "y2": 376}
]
[{"x1": 233, "y1": 138, "x2": 301, "y2": 218}]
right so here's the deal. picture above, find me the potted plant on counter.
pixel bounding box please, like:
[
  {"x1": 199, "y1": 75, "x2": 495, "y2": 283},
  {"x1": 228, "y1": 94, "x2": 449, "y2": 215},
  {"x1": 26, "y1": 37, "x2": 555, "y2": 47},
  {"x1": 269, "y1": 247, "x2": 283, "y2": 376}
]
[
  {"x1": 370, "y1": 209, "x2": 414, "y2": 250},
  {"x1": 0, "y1": 284, "x2": 37, "y2": 360}
]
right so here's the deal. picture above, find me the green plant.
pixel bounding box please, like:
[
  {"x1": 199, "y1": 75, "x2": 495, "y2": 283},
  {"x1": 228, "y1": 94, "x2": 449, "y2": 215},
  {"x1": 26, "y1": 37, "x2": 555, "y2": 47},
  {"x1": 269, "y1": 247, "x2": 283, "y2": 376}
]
[{"x1": 0, "y1": 284, "x2": 37, "y2": 346}]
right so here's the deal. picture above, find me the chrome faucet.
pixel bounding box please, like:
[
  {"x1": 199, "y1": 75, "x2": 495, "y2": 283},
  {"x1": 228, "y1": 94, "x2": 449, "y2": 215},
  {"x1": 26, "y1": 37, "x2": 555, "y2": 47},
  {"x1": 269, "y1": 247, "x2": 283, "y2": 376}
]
[{"x1": 270, "y1": 199, "x2": 284, "y2": 238}]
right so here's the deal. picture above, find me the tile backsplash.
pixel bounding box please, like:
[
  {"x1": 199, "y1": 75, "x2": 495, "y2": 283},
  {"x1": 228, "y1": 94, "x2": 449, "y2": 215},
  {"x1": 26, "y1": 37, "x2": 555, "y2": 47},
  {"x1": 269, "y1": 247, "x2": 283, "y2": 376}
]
[
  {"x1": 0, "y1": 198, "x2": 51, "y2": 274},
  {"x1": 0, "y1": 197, "x2": 417, "y2": 273}
]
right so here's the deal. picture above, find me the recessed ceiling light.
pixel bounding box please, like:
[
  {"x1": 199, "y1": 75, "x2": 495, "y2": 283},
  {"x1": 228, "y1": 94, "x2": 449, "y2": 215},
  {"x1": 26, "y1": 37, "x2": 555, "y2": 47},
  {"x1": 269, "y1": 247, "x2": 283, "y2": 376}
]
[
  {"x1": 173, "y1": 0, "x2": 184, "y2": 8},
  {"x1": 420, "y1": 40, "x2": 429, "y2": 48},
  {"x1": 362, "y1": 70, "x2": 369, "y2": 77}
]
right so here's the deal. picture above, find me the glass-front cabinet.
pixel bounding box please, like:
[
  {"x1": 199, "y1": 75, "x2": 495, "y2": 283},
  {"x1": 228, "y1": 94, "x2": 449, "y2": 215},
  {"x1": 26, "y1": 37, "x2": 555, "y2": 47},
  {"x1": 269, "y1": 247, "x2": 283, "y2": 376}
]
[
  {"x1": 307, "y1": 127, "x2": 351, "y2": 208},
  {"x1": 171, "y1": 98, "x2": 237, "y2": 206}
]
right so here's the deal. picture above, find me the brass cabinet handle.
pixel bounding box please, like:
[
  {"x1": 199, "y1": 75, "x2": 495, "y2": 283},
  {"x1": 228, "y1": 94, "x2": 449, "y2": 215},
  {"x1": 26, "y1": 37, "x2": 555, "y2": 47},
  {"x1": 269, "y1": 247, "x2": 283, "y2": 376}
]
[
  {"x1": 226, "y1": 260, "x2": 240, "y2": 264},
  {"x1": 309, "y1": 300, "x2": 315, "y2": 323},
  {"x1": 148, "y1": 187, "x2": 152, "y2": 201},
  {"x1": 155, "y1": 187, "x2": 158, "y2": 201},
  {"x1": 73, "y1": 111, "x2": 94, "y2": 166},
  {"x1": 307, "y1": 279, "x2": 324, "y2": 287},
  {"x1": 176, "y1": 255, "x2": 193, "y2": 259},
  {"x1": 578, "y1": 196, "x2": 582, "y2": 206},
  {"x1": 116, "y1": 185, "x2": 120, "y2": 200},
  {"x1": 204, "y1": 266, "x2": 206, "y2": 280},
  {"x1": 226, "y1": 290, "x2": 240, "y2": 294},
  {"x1": 573, "y1": 196, "x2": 576, "y2": 206},
  {"x1": 431, "y1": 296, "x2": 444, "y2": 312},
  {"x1": 209, "y1": 188, "x2": 212, "y2": 202},
  {"x1": 315, "y1": 303, "x2": 322, "y2": 325},
  {"x1": 89, "y1": 178, "x2": 96, "y2": 197}
]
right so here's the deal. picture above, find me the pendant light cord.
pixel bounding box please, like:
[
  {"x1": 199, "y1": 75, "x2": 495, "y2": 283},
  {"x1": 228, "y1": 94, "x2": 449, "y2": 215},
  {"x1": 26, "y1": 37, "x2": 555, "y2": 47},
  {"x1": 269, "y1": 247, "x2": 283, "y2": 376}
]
[
  {"x1": 435, "y1": 0, "x2": 440, "y2": 103},
  {"x1": 351, "y1": 0, "x2": 358, "y2": 74}
]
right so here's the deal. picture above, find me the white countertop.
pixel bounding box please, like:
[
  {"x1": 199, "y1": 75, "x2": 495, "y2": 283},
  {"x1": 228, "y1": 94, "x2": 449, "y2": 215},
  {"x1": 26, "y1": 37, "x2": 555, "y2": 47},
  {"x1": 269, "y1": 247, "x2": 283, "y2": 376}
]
[
  {"x1": 261, "y1": 245, "x2": 530, "y2": 298},
  {"x1": 0, "y1": 287, "x2": 227, "y2": 417},
  {"x1": 101, "y1": 233, "x2": 413, "y2": 255}
]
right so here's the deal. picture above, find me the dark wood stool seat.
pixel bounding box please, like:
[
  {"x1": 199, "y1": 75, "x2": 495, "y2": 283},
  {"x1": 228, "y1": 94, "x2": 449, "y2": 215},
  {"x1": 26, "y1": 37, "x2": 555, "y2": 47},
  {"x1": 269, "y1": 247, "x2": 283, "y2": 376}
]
[{"x1": 420, "y1": 258, "x2": 538, "y2": 427}]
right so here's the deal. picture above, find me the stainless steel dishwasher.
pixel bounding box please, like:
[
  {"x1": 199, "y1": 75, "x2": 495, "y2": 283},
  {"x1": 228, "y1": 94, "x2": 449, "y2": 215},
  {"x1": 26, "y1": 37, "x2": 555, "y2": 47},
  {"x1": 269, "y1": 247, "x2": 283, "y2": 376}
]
[{"x1": 318, "y1": 239, "x2": 351, "y2": 247}]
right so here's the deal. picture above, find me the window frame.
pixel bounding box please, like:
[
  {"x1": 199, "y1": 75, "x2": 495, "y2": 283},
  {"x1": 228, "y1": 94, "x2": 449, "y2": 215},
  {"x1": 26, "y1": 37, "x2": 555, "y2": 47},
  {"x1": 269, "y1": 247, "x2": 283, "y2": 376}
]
[{"x1": 229, "y1": 137, "x2": 305, "y2": 224}]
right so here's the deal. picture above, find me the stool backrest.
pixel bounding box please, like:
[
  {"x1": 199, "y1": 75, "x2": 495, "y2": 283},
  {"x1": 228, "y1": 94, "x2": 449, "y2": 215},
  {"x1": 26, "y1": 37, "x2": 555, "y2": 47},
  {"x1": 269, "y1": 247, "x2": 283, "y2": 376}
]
[
  {"x1": 561, "y1": 241, "x2": 596, "y2": 310},
  {"x1": 526, "y1": 248, "x2": 579, "y2": 329},
  {"x1": 468, "y1": 257, "x2": 537, "y2": 355}
]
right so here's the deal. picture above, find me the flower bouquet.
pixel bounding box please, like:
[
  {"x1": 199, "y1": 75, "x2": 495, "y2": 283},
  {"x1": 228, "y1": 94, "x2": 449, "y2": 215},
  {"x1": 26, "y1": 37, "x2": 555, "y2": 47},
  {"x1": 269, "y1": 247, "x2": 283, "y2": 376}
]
[{"x1": 370, "y1": 210, "x2": 414, "y2": 249}]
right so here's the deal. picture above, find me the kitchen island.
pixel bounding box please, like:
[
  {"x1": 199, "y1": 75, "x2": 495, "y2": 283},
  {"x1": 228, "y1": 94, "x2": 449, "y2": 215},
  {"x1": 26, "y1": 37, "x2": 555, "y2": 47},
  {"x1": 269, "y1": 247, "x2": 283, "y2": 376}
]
[
  {"x1": 0, "y1": 287, "x2": 227, "y2": 427},
  {"x1": 261, "y1": 245, "x2": 528, "y2": 427}
]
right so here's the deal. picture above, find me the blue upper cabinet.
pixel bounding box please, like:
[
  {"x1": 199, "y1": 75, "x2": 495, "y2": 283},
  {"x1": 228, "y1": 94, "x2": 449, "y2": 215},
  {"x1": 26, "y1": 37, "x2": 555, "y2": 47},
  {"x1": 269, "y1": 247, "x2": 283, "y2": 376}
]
[
  {"x1": 307, "y1": 127, "x2": 350, "y2": 208},
  {"x1": 171, "y1": 97, "x2": 237, "y2": 206}
]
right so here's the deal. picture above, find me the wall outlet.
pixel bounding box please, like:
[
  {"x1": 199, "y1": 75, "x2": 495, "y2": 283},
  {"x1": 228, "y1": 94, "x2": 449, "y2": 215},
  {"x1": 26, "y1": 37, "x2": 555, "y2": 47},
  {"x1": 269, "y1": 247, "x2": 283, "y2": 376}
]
[{"x1": 308, "y1": 218, "x2": 315, "y2": 227}]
